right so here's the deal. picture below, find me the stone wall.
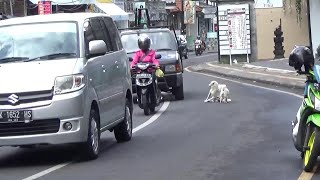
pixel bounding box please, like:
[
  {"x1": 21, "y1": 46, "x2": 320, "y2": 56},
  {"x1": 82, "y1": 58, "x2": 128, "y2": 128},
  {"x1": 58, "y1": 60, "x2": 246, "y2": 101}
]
[{"x1": 255, "y1": 0, "x2": 310, "y2": 60}]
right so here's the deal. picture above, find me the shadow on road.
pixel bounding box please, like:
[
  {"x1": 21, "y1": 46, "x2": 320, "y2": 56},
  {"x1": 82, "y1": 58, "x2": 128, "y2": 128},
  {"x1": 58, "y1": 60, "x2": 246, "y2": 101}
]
[{"x1": 0, "y1": 145, "x2": 77, "y2": 167}]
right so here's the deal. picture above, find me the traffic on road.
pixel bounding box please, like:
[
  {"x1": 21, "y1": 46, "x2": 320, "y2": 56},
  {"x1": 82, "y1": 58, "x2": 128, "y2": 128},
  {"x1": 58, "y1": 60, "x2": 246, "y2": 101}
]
[{"x1": 0, "y1": 10, "x2": 319, "y2": 180}]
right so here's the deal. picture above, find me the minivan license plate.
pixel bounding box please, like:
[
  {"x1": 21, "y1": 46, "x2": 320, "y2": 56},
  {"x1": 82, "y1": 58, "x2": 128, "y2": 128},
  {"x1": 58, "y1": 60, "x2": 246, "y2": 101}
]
[{"x1": 0, "y1": 110, "x2": 32, "y2": 123}]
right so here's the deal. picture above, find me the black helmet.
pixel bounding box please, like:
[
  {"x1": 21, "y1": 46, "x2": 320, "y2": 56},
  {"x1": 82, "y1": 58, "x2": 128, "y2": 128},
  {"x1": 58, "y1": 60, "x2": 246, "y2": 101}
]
[
  {"x1": 197, "y1": 36, "x2": 200, "y2": 40},
  {"x1": 138, "y1": 34, "x2": 151, "y2": 52},
  {"x1": 289, "y1": 45, "x2": 314, "y2": 72}
]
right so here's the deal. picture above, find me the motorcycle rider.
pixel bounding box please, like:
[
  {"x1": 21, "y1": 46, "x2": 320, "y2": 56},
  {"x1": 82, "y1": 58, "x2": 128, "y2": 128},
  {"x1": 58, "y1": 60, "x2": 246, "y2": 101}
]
[
  {"x1": 194, "y1": 36, "x2": 202, "y2": 52},
  {"x1": 130, "y1": 34, "x2": 163, "y2": 102},
  {"x1": 195, "y1": 36, "x2": 202, "y2": 46}
]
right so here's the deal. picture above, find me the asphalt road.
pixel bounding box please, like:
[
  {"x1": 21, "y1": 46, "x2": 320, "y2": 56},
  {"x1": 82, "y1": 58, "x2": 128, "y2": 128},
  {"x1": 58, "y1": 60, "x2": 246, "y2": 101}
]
[{"x1": 0, "y1": 52, "x2": 311, "y2": 180}]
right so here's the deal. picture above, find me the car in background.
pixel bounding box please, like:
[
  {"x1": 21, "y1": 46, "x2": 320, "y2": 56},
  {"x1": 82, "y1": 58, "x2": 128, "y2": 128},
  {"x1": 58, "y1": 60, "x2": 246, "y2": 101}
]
[
  {"x1": 0, "y1": 13, "x2": 133, "y2": 160},
  {"x1": 120, "y1": 28, "x2": 185, "y2": 100}
]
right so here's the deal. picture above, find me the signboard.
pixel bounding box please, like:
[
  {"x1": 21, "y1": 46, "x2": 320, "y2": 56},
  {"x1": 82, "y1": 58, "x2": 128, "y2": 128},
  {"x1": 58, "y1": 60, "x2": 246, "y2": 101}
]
[
  {"x1": 38, "y1": 1, "x2": 52, "y2": 15},
  {"x1": 134, "y1": 2, "x2": 145, "y2": 9},
  {"x1": 227, "y1": 8, "x2": 247, "y2": 50},
  {"x1": 146, "y1": 1, "x2": 166, "y2": 21},
  {"x1": 184, "y1": 0, "x2": 196, "y2": 24},
  {"x1": 218, "y1": 4, "x2": 250, "y2": 55},
  {"x1": 254, "y1": 0, "x2": 283, "y2": 8}
]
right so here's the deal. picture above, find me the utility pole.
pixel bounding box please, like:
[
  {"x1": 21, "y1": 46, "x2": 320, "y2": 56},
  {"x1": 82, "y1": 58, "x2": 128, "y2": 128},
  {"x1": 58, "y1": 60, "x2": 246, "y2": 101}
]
[
  {"x1": 9, "y1": 0, "x2": 13, "y2": 16},
  {"x1": 181, "y1": 0, "x2": 184, "y2": 33},
  {"x1": 215, "y1": 0, "x2": 220, "y2": 62}
]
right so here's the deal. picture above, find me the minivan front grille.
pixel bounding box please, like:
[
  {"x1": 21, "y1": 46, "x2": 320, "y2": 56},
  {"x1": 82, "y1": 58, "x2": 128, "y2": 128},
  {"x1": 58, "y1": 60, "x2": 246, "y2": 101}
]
[
  {"x1": 0, "y1": 89, "x2": 53, "y2": 106},
  {"x1": 0, "y1": 118, "x2": 60, "y2": 137}
]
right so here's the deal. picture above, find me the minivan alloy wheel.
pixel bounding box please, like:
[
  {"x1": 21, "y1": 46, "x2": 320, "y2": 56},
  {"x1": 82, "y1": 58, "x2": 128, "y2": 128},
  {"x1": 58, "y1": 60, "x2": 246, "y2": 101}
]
[
  {"x1": 125, "y1": 105, "x2": 132, "y2": 135},
  {"x1": 91, "y1": 118, "x2": 99, "y2": 154}
]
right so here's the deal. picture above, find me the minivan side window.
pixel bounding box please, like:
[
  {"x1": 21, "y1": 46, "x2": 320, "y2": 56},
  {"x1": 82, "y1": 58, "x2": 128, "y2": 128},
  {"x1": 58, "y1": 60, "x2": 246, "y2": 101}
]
[
  {"x1": 84, "y1": 17, "x2": 113, "y2": 54},
  {"x1": 102, "y1": 17, "x2": 123, "y2": 51}
]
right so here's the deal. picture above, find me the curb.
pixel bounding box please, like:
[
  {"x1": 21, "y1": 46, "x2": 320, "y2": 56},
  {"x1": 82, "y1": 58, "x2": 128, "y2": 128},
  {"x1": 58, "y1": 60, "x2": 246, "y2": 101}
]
[{"x1": 189, "y1": 66, "x2": 305, "y2": 90}]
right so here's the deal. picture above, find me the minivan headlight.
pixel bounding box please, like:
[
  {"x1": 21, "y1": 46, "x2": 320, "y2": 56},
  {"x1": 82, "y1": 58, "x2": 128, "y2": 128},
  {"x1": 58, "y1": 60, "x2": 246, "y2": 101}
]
[{"x1": 54, "y1": 74, "x2": 85, "y2": 95}]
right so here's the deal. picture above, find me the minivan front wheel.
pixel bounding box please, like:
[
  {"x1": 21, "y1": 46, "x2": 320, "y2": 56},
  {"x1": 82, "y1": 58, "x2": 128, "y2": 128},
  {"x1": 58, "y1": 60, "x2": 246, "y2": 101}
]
[{"x1": 82, "y1": 109, "x2": 100, "y2": 160}]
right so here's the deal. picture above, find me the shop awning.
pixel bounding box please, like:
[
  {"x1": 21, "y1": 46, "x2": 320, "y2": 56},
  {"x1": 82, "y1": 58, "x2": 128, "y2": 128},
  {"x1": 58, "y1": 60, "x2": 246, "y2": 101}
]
[{"x1": 94, "y1": 2, "x2": 129, "y2": 21}]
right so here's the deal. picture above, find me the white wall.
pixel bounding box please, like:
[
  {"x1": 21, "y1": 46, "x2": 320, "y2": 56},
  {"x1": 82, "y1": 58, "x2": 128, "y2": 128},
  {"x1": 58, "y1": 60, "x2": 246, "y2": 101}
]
[{"x1": 310, "y1": 0, "x2": 320, "y2": 56}]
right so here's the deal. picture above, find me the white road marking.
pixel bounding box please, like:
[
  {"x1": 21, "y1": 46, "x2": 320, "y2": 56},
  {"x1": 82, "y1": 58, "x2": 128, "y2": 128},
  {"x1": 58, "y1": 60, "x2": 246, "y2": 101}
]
[
  {"x1": 22, "y1": 101, "x2": 170, "y2": 180},
  {"x1": 22, "y1": 163, "x2": 71, "y2": 180},
  {"x1": 185, "y1": 67, "x2": 315, "y2": 180},
  {"x1": 133, "y1": 102, "x2": 170, "y2": 133}
]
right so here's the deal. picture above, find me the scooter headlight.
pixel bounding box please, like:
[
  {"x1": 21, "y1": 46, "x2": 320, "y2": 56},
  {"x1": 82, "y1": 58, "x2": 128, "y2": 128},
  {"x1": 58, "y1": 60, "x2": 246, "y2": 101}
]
[
  {"x1": 309, "y1": 88, "x2": 320, "y2": 111},
  {"x1": 137, "y1": 64, "x2": 149, "y2": 70},
  {"x1": 310, "y1": 89, "x2": 315, "y2": 105},
  {"x1": 315, "y1": 97, "x2": 320, "y2": 111}
]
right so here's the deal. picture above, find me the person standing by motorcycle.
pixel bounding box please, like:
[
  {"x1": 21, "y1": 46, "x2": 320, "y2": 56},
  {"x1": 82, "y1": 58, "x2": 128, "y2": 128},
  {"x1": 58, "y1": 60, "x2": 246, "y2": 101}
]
[
  {"x1": 130, "y1": 34, "x2": 163, "y2": 102},
  {"x1": 289, "y1": 46, "x2": 315, "y2": 97}
]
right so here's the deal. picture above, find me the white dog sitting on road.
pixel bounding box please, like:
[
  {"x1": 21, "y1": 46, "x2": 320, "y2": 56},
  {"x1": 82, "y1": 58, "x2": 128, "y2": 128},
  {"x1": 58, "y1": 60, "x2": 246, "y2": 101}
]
[
  {"x1": 204, "y1": 80, "x2": 231, "y2": 103},
  {"x1": 219, "y1": 85, "x2": 231, "y2": 103}
]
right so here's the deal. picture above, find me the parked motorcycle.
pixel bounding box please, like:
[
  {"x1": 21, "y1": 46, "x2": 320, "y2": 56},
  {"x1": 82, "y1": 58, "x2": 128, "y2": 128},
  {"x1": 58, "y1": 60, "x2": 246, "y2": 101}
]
[
  {"x1": 132, "y1": 54, "x2": 162, "y2": 115},
  {"x1": 291, "y1": 45, "x2": 320, "y2": 172}
]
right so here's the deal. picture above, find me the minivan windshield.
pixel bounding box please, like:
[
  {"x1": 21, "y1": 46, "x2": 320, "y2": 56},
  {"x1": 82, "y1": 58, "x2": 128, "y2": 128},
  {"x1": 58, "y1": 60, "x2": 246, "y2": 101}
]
[
  {"x1": 0, "y1": 22, "x2": 78, "y2": 64},
  {"x1": 121, "y1": 31, "x2": 177, "y2": 53}
]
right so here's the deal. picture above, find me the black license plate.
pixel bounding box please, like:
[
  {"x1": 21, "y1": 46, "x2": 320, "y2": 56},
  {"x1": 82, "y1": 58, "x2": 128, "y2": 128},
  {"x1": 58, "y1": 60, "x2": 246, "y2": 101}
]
[{"x1": 0, "y1": 110, "x2": 32, "y2": 123}]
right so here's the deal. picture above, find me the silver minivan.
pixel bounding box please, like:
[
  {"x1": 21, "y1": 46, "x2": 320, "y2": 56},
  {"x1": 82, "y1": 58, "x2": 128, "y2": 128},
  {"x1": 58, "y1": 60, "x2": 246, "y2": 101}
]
[{"x1": 0, "y1": 13, "x2": 133, "y2": 160}]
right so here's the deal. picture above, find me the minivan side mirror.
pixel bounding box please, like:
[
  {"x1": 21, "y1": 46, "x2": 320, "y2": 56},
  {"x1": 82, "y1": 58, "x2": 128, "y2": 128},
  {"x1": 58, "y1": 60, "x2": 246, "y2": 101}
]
[
  {"x1": 89, "y1": 40, "x2": 107, "y2": 57},
  {"x1": 128, "y1": 57, "x2": 133, "y2": 62},
  {"x1": 155, "y1": 54, "x2": 161, "y2": 59}
]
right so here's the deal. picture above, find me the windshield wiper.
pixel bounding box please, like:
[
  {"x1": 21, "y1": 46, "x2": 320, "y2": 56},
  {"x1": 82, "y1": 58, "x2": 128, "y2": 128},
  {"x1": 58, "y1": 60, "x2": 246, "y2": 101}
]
[
  {"x1": 0, "y1": 57, "x2": 29, "y2": 64},
  {"x1": 25, "y1": 53, "x2": 77, "y2": 62}
]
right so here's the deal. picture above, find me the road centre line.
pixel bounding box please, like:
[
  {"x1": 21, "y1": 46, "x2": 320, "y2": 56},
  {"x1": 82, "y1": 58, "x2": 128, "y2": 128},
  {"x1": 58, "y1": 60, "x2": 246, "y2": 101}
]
[
  {"x1": 185, "y1": 67, "x2": 314, "y2": 180},
  {"x1": 22, "y1": 102, "x2": 170, "y2": 180}
]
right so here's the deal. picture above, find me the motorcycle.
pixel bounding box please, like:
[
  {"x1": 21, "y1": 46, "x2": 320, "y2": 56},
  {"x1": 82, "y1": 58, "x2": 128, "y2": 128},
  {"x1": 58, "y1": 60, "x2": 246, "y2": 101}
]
[
  {"x1": 291, "y1": 46, "x2": 320, "y2": 172},
  {"x1": 195, "y1": 42, "x2": 202, "y2": 56},
  {"x1": 132, "y1": 54, "x2": 162, "y2": 115}
]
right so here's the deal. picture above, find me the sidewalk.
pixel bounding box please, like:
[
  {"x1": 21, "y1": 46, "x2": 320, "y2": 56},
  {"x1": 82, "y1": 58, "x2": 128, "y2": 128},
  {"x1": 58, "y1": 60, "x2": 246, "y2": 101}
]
[
  {"x1": 250, "y1": 58, "x2": 292, "y2": 71},
  {"x1": 189, "y1": 61, "x2": 305, "y2": 90}
]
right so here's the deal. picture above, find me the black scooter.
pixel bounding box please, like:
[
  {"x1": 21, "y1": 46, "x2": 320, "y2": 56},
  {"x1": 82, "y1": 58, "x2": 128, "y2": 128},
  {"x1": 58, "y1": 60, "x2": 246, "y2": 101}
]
[
  {"x1": 195, "y1": 43, "x2": 202, "y2": 56},
  {"x1": 132, "y1": 54, "x2": 162, "y2": 115}
]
